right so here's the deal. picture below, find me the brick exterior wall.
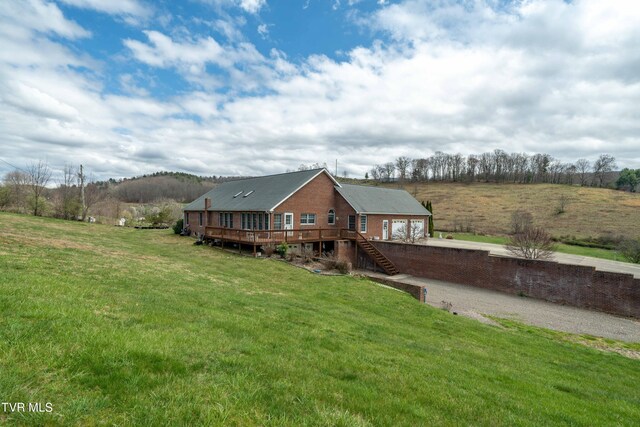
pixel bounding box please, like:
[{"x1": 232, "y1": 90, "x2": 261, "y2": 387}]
[
  {"x1": 276, "y1": 172, "x2": 341, "y2": 229},
  {"x1": 371, "y1": 241, "x2": 640, "y2": 318}
]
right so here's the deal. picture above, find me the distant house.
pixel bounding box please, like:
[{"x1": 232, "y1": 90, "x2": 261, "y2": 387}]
[{"x1": 183, "y1": 168, "x2": 431, "y2": 274}]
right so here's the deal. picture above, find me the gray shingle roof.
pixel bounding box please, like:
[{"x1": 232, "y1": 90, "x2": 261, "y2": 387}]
[
  {"x1": 336, "y1": 184, "x2": 431, "y2": 215},
  {"x1": 183, "y1": 168, "x2": 336, "y2": 212}
]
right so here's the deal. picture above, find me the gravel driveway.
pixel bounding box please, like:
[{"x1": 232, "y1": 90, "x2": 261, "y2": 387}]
[{"x1": 363, "y1": 272, "x2": 640, "y2": 342}]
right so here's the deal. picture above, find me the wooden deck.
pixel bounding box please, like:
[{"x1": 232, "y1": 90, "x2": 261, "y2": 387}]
[
  {"x1": 203, "y1": 226, "x2": 399, "y2": 275},
  {"x1": 204, "y1": 226, "x2": 358, "y2": 245}
]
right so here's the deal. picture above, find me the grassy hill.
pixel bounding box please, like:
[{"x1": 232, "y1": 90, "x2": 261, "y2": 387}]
[
  {"x1": 1, "y1": 212, "x2": 639, "y2": 425},
  {"x1": 389, "y1": 182, "x2": 640, "y2": 240}
]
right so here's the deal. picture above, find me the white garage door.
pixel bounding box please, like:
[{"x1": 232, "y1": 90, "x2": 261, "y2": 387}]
[
  {"x1": 391, "y1": 219, "x2": 407, "y2": 240},
  {"x1": 411, "y1": 220, "x2": 424, "y2": 238}
]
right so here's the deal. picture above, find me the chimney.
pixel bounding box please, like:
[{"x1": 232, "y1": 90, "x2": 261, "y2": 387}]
[{"x1": 204, "y1": 198, "x2": 211, "y2": 227}]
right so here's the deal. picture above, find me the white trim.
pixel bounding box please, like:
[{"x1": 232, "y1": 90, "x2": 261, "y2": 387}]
[
  {"x1": 270, "y1": 169, "x2": 341, "y2": 211},
  {"x1": 359, "y1": 214, "x2": 367, "y2": 233},
  {"x1": 327, "y1": 208, "x2": 335, "y2": 225},
  {"x1": 300, "y1": 213, "x2": 316, "y2": 225}
]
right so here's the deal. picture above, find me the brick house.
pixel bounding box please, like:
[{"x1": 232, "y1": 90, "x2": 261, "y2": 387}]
[{"x1": 183, "y1": 168, "x2": 431, "y2": 274}]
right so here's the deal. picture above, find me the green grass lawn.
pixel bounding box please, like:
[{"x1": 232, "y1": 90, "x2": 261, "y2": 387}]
[
  {"x1": 1, "y1": 212, "x2": 639, "y2": 426},
  {"x1": 442, "y1": 232, "x2": 630, "y2": 262}
]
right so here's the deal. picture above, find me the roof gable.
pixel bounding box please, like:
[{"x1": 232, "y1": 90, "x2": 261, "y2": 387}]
[
  {"x1": 335, "y1": 184, "x2": 431, "y2": 215},
  {"x1": 184, "y1": 168, "x2": 339, "y2": 212}
]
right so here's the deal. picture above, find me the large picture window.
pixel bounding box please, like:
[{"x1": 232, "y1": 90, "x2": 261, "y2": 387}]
[
  {"x1": 300, "y1": 213, "x2": 316, "y2": 225},
  {"x1": 328, "y1": 209, "x2": 335, "y2": 225}
]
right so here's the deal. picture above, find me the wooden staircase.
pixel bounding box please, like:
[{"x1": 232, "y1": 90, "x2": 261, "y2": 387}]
[{"x1": 355, "y1": 233, "x2": 400, "y2": 275}]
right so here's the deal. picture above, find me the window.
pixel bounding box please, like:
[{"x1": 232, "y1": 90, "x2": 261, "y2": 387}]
[
  {"x1": 360, "y1": 215, "x2": 367, "y2": 233},
  {"x1": 328, "y1": 209, "x2": 335, "y2": 225},
  {"x1": 348, "y1": 215, "x2": 356, "y2": 230},
  {"x1": 300, "y1": 213, "x2": 316, "y2": 225},
  {"x1": 253, "y1": 213, "x2": 257, "y2": 230},
  {"x1": 258, "y1": 213, "x2": 263, "y2": 230},
  {"x1": 241, "y1": 213, "x2": 247, "y2": 229},
  {"x1": 220, "y1": 212, "x2": 233, "y2": 228},
  {"x1": 199, "y1": 212, "x2": 203, "y2": 226},
  {"x1": 274, "y1": 213, "x2": 282, "y2": 230},
  {"x1": 264, "y1": 214, "x2": 270, "y2": 230},
  {"x1": 185, "y1": 214, "x2": 189, "y2": 226}
]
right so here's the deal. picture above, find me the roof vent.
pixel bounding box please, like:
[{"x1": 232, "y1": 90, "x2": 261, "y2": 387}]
[
  {"x1": 233, "y1": 191, "x2": 243, "y2": 198},
  {"x1": 243, "y1": 190, "x2": 254, "y2": 197}
]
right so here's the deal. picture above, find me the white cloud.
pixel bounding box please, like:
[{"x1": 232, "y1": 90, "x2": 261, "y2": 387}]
[
  {"x1": 257, "y1": 23, "x2": 269, "y2": 38},
  {"x1": 58, "y1": 0, "x2": 151, "y2": 18},
  {"x1": 1, "y1": 0, "x2": 639, "y2": 181},
  {"x1": 124, "y1": 31, "x2": 226, "y2": 68},
  {"x1": 239, "y1": 0, "x2": 266, "y2": 14},
  {"x1": 0, "y1": 0, "x2": 90, "y2": 39}
]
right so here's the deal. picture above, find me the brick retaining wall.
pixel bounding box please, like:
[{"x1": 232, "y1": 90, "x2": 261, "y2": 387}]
[{"x1": 371, "y1": 241, "x2": 640, "y2": 318}]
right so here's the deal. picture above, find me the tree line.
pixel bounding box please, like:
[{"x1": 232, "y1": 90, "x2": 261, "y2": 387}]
[
  {"x1": 367, "y1": 151, "x2": 634, "y2": 190},
  {"x1": 0, "y1": 161, "x2": 225, "y2": 222},
  {"x1": 0, "y1": 161, "x2": 107, "y2": 220}
]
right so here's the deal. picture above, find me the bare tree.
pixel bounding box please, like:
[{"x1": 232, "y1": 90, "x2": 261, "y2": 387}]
[
  {"x1": 506, "y1": 226, "x2": 555, "y2": 260},
  {"x1": 510, "y1": 210, "x2": 533, "y2": 234},
  {"x1": 0, "y1": 183, "x2": 9, "y2": 209},
  {"x1": 383, "y1": 162, "x2": 395, "y2": 182},
  {"x1": 54, "y1": 165, "x2": 81, "y2": 220},
  {"x1": 555, "y1": 194, "x2": 570, "y2": 215},
  {"x1": 574, "y1": 159, "x2": 590, "y2": 186},
  {"x1": 27, "y1": 161, "x2": 52, "y2": 216},
  {"x1": 3, "y1": 170, "x2": 30, "y2": 212},
  {"x1": 593, "y1": 154, "x2": 617, "y2": 187},
  {"x1": 395, "y1": 156, "x2": 410, "y2": 182},
  {"x1": 81, "y1": 181, "x2": 106, "y2": 221},
  {"x1": 370, "y1": 166, "x2": 380, "y2": 181}
]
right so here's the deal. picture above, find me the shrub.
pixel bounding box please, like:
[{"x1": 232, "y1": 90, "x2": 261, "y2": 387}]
[
  {"x1": 146, "y1": 205, "x2": 173, "y2": 226},
  {"x1": 276, "y1": 242, "x2": 288, "y2": 257},
  {"x1": 262, "y1": 245, "x2": 276, "y2": 257},
  {"x1": 172, "y1": 218, "x2": 184, "y2": 234},
  {"x1": 511, "y1": 210, "x2": 533, "y2": 235},
  {"x1": 506, "y1": 226, "x2": 555, "y2": 260},
  {"x1": 618, "y1": 239, "x2": 640, "y2": 264},
  {"x1": 335, "y1": 260, "x2": 351, "y2": 274}
]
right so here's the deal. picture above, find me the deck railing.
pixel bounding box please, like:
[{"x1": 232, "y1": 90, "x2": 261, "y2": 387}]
[{"x1": 204, "y1": 226, "x2": 356, "y2": 244}]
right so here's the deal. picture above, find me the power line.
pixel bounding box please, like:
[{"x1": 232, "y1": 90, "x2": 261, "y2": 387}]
[{"x1": 0, "y1": 157, "x2": 28, "y2": 173}]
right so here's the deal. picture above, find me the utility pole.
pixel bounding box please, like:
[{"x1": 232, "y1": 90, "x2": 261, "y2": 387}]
[{"x1": 79, "y1": 164, "x2": 86, "y2": 220}]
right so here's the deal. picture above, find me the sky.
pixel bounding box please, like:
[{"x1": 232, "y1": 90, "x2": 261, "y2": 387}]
[{"x1": 1, "y1": 0, "x2": 639, "y2": 180}]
